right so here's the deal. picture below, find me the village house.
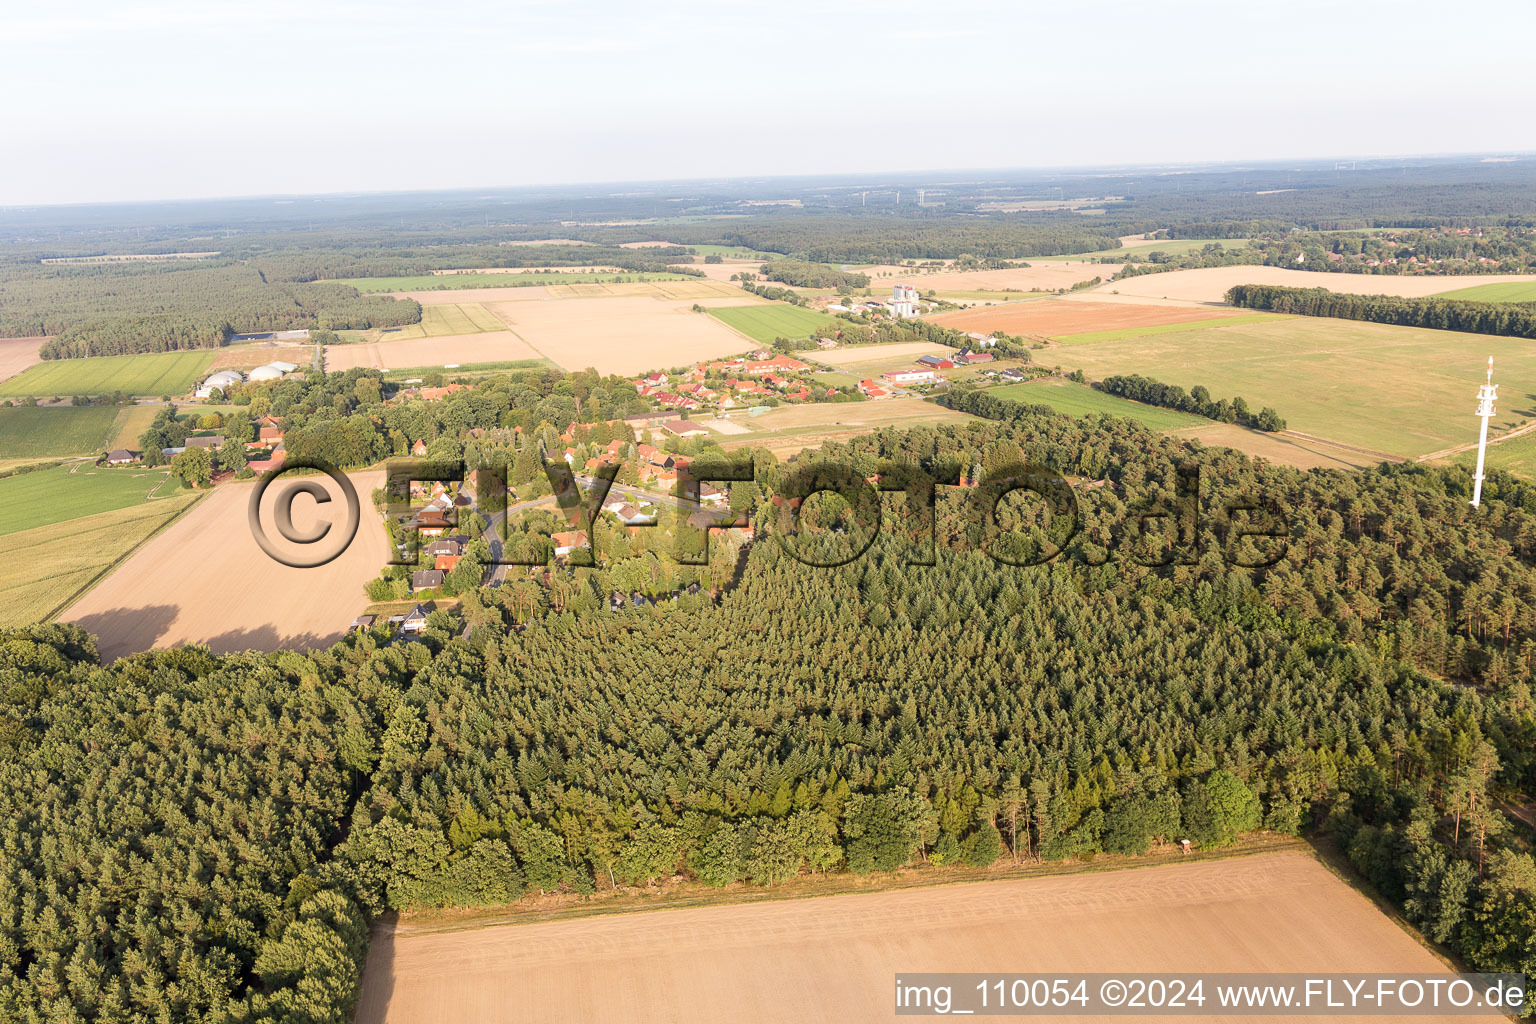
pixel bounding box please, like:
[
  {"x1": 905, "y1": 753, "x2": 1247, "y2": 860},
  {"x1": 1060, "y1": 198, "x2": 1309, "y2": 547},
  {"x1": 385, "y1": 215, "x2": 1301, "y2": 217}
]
[
  {"x1": 400, "y1": 605, "x2": 431, "y2": 635},
  {"x1": 411, "y1": 569, "x2": 445, "y2": 593},
  {"x1": 105, "y1": 449, "x2": 142, "y2": 465},
  {"x1": 551, "y1": 530, "x2": 588, "y2": 558}
]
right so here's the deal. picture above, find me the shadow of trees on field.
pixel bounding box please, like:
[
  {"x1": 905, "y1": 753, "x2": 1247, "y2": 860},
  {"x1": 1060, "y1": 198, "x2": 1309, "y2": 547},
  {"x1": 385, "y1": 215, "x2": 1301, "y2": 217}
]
[
  {"x1": 62, "y1": 605, "x2": 343, "y2": 663},
  {"x1": 65, "y1": 604, "x2": 179, "y2": 663},
  {"x1": 203, "y1": 624, "x2": 339, "y2": 656}
]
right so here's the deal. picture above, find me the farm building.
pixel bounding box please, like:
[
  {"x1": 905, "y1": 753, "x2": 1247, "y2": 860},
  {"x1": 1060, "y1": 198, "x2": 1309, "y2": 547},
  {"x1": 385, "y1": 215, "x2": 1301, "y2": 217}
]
[
  {"x1": 185, "y1": 435, "x2": 225, "y2": 449},
  {"x1": 105, "y1": 449, "x2": 142, "y2": 465},
  {"x1": 888, "y1": 283, "x2": 920, "y2": 318},
  {"x1": 247, "y1": 363, "x2": 288, "y2": 382},
  {"x1": 917, "y1": 354, "x2": 956, "y2": 370},
  {"x1": 196, "y1": 370, "x2": 244, "y2": 398},
  {"x1": 663, "y1": 419, "x2": 709, "y2": 438},
  {"x1": 882, "y1": 370, "x2": 936, "y2": 384}
]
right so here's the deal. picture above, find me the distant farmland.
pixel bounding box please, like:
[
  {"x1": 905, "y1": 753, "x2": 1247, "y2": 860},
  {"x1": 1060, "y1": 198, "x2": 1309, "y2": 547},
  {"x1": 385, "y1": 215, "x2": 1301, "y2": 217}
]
[
  {"x1": 0, "y1": 351, "x2": 214, "y2": 398},
  {"x1": 706, "y1": 304, "x2": 844, "y2": 346},
  {"x1": 0, "y1": 405, "x2": 123, "y2": 457},
  {"x1": 337, "y1": 271, "x2": 696, "y2": 293}
]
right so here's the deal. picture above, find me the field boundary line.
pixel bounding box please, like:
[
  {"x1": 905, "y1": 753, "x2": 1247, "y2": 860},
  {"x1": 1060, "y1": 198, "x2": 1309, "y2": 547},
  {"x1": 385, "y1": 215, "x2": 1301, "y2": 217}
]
[
  {"x1": 1277, "y1": 429, "x2": 1406, "y2": 464},
  {"x1": 386, "y1": 833, "x2": 1309, "y2": 939},
  {"x1": 42, "y1": 489, "x2": 207, "y2": 626}
]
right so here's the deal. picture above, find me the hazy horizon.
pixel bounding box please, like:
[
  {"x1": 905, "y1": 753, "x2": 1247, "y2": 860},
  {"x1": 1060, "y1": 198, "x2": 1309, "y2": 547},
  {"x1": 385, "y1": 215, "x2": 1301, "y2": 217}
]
[{"x1": 4, "y1": 0, "x2": 1535, "y2": 206}]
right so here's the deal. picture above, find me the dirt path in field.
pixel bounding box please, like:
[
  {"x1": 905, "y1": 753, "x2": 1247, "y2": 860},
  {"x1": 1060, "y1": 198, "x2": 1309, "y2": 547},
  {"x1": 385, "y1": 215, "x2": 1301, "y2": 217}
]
[
  {"x1": 1416, "y1": 419, "x2": 1536, "y2": 462},
  {"x1": 1276, "y1": 430, "x2": 1407, "y2": 465},
  {"x1": 357, "y1": 851, "x2": 1491, "y2": 1024}
]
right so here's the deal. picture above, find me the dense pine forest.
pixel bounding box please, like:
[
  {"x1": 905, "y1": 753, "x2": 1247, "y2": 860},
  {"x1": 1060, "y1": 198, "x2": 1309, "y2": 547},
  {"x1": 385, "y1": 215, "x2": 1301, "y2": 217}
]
[{"x1": 5, "y1": 386, "x2": 1536, "y2": 1020}]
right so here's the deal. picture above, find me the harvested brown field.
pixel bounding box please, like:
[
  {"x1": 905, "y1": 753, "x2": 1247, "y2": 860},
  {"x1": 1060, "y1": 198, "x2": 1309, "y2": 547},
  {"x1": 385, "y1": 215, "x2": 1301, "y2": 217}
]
[
  {"x1": 357, "y1": 851, "x2": 1489, "y2": 1024},
  {"x1": 1168, "y1": 423, "x2": 1372, "y2": 471},
  {"x1": 61, "y1": 471, "x2": 390, "y2": 660},
  {"x1": 929, "y1": 299, "x2": 1242, "y2": 337},
  {"x1": 210, "y1": 345, "x2": 313, "y2": 371},
  {"x1": 1102, "y1": 266, "x2": 1536, "y2": 304},
  {"x1": 484, "y1": 295, "x2": 759, "y2": 375},
  {"x1": 813, "y1": 341, "x2": 953, "y2": 366},
  {"x1": 0, "y1": 337, "x2": 46, "y2": 383},
  {"x1": 324, "y1": 332, "x2": 543, "y2": 372},
  {"x1": 852, "y1": 261, "x2": 1109, "y2": 293}
]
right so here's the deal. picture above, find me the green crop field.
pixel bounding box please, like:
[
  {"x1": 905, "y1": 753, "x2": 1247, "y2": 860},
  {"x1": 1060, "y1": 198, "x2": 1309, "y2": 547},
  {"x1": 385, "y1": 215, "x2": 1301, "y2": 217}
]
[
  {"x1": 1432, "y1": 281, "x2": 1536, "y2": 303},
  {"x1": 0, "y1": 405, "x2": 123, "y2": 457},
  {"x1": 707, "y1": 303, "x2": 844, "y2": 345},
  {"x1": 988, "y1": 379, "x2": 1206, "y2": 430},
  {"x1": 1053, "y1": 313, "x2": 1289, "y2": 345},
  {"x1": 0, "y1": 496, "x2": 199, "y2": 628},
  {"x1": 381, "y1": 358, "x2": 551, "y2": 380},
  {"x1": 0, "y1": 351, "x2": 214, "y2": 398},
  {"x1": 0, "y1": 464, "x2": 182, "y2": 537},
  {"x1": 373, "y1": 303, "x2": 504, "y2": 340},
  {"x1": 337, "y1": 272, "x2": 697, "y2": 293},
  {"x1": 1055, "y1": 317, "x2": 1536, "y2": 459}
]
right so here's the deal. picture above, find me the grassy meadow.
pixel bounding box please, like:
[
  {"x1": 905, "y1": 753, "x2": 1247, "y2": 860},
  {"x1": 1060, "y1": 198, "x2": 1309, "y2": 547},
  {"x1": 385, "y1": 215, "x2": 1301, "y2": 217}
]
[
  {"x1": 707, "y1": 304, "x2": 845, "y2": 345},
  {"x1": 1052, "y1": 313, "x2": 1288, "y2": 345},
  {"x1": 0, "y1": 464, "x2": 182, "y2": 536},
  {"x1": 1054, "y1": 317, "x2": 1536, "y2": 459},
  {"x1": 0, "y1": 405, "x2": 123, "y2": 457},
  {"x1": 1432, "y1": 281, "x2": 1536, "y2": 303},
  {"x1": 0, "y1": 351, "x2": 214, "y2": 398},
  {"x1": 988, "y1": 378, "x2": 1207, "y2": 430}
]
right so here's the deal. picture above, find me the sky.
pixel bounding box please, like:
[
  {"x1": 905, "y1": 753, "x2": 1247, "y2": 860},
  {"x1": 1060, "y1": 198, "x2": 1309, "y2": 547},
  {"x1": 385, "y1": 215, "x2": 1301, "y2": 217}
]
[{"x1": 3, "y1": 0, "x2": 1534, "y2": 206}]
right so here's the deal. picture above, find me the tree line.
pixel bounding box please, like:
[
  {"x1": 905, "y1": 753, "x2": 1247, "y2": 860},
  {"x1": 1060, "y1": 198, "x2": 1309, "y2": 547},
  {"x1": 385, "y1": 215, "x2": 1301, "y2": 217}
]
[
  {"x1": 1226, "y1": 284, "x2": 1536, "y2": 340},
  {"x1": 1097, "y1": 374, "x2": 1285, "y2": 430}
]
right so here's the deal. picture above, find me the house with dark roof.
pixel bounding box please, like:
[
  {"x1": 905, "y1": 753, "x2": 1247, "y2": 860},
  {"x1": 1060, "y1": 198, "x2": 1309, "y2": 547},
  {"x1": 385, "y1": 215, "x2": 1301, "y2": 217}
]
[
  {"x1": 105, "y1": 449, "x2": 141, "y2": 465},
  {"x1": 411, "y1": 569, "x2": 445, "y2": 593}
]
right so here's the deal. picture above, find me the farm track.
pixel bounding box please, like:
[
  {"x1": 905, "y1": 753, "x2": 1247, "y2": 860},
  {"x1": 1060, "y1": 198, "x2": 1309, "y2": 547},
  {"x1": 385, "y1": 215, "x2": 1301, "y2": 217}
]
[
  {"x1": 1416, "y1": 419, "x2": 1536, "y2": 463},
  {"x1": 1276, "y1": 430, "x2": 1406, "y2": 464}
]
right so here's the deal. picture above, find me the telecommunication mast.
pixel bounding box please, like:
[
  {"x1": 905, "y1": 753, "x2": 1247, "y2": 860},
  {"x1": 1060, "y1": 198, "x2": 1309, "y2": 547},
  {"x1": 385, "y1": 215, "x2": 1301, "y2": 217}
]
[{"x1": 1471, "y1": 357, "x2": 1498, "y2": 508}]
